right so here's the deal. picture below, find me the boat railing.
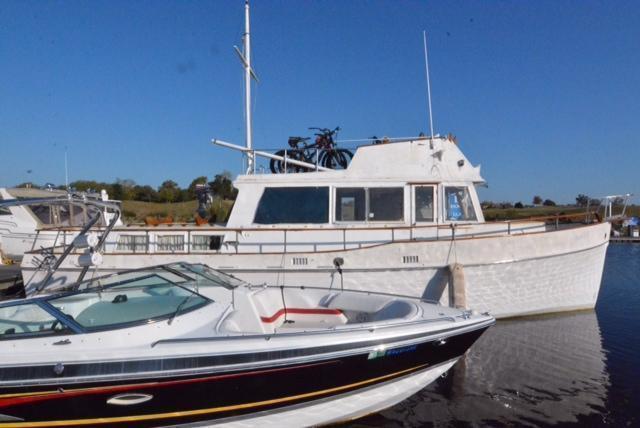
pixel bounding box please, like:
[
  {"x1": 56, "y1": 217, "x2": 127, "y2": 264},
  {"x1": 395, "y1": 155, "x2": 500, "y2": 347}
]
[{"x1": 25, "y1": 211, "x2": 600, "y2": 257}]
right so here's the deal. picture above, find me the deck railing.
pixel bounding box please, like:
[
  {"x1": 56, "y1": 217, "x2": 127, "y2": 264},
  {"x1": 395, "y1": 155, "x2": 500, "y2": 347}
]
[{"x1": 29, "y1": 211, "x2": 599, "y2": 257}]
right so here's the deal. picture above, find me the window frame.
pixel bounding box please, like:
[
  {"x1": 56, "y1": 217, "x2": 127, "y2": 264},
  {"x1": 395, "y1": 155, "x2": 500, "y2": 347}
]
[
  {"x1": 442, "y1": 185, "x2": 478, "y2": 222},
  {"x1": 412, "y1": 184, "x2": 437, "y2": 224},
  {"x1": 253, "y1": 186, "x2": 330, "y2": 225},
  {"x1": 334, "y1": 186, "x2": 405, "y2": 224}
]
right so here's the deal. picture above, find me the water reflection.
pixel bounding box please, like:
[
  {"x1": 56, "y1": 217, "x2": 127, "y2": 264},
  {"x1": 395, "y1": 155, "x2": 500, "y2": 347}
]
[{"x1": 355, "y1": 310, "x2": 609, "y2": 427}]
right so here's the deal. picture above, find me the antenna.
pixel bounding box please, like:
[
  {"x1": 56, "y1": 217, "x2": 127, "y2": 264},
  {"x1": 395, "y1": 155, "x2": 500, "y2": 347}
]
[
  {"x1": 423, "y1": 30, "x2": 435, "y2": 142},
  {"x1": 64, "y1": 146, "x2": 69, "y2": 190}
]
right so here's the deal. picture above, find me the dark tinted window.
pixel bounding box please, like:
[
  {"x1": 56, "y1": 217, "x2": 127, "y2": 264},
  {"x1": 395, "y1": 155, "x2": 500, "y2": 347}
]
[
  {"x1": 254, "y1": 187, "x2": 329, "y2": 224},
  {"x1": 369, "y1": 188, "x2": 403, "y2": 221},
  {"x1": 335, "y1": 188, "x2": 366, "y2": 221},
  {"x1": 415, "y1": 186, "x2": 434, "y2": 222}
]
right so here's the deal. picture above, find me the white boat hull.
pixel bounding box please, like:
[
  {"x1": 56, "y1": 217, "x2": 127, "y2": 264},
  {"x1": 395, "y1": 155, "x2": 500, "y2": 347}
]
[{"x1": 20, "y1": 222, "x2": 610, "y2": 319}]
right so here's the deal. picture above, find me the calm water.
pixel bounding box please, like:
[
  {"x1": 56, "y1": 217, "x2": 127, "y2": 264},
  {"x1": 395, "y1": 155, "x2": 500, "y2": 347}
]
[{"x1": 354, "y1": 244, "x2": 640, "y2": 427}]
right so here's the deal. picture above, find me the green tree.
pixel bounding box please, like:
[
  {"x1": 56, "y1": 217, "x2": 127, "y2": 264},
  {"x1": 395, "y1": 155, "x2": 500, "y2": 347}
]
[
  {"x1": 158, "y1": 180, "x2": 181, "y2": 203},
  {"x1": 209, "y1": 171, "x2": 237, "y2": 200},
  {"x1": 543, "y1": 199, "x2": 556, "y2": 206},
  {"x1": 133, "y1": 185, "x2": 158, "y2": 202},
  {"x1": 532, "y1": 195, "x2": 543, "y2": 205},
  {"x1": 575, "y1": 194, "x2": 590, "y2": 207}
]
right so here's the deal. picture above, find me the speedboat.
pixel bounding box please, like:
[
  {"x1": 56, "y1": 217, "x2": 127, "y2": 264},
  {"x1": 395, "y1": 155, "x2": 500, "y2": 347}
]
[{"x1": 0, "y1": 262, "x2": 493, "y2": 427}]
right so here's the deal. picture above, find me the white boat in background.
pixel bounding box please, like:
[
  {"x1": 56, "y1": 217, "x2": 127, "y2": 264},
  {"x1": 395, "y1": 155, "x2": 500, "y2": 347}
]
[
  {"x1": 0, "y1": 187, "x2": 121, "y2": 262},
  {"x1": 15, "y1": 1, "x2": 611, "y2": 319},
  {"x1": 17, "y1": 135, "x2": 611, "y2": 319}
]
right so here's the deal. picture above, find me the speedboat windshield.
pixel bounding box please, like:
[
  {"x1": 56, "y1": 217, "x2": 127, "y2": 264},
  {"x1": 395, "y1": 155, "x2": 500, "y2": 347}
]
[
  {"x1": 0, "y1": 263, "x2": 243, "y2": 337},
  {"x1": 47, "y1": 275, "x2": 210, "y2": 331}
]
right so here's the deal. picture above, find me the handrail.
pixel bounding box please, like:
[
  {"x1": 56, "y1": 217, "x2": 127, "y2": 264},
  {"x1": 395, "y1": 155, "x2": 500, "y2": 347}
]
[{"x1": 36, "y1": 211, "x2": 592, "y2": 234}]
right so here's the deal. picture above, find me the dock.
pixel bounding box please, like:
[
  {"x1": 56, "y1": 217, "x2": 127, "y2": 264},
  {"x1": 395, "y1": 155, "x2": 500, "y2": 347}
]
[{"x1": 610, "y1": 236, "x2": 640, "y2": 243}]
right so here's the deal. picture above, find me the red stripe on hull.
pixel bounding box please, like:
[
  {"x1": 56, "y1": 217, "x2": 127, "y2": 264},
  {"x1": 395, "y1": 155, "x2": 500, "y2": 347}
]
[{"x1": 260, "y1": 308, "x2": 343, "y2": 323}]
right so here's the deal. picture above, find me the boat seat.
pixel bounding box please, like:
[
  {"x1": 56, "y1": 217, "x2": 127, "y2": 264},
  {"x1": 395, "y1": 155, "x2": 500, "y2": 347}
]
[
  {"x1": 369, "y1": 300, "x2": 418, "y2": 322},
  {"x1": 320, "y1": 293, "x2": 418, "y2": 324}
]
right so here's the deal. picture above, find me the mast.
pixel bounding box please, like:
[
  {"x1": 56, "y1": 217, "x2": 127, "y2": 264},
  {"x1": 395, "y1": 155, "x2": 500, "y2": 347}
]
[
  {"x1": 243, "y1": 0, "x2": 254, "y2": 174},
  {"x1": 423, "y1": 30, "x2": 435, "y2": 141}
]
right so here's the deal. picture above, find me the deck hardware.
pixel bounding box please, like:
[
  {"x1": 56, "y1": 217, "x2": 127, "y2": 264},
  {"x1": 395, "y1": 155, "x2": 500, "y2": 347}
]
[
  {"x1": 107, "y1": 393, "x2": 153, "y2": 406},
  {"x1": 435, "y1": 338, "x2": 447, "y2": 346},
  {"x1": 53, "y1": 339, "x2": 71, "y2": 345},
  {"x1": 53, "y1": 363, "x2": 64, "y2": 375}
]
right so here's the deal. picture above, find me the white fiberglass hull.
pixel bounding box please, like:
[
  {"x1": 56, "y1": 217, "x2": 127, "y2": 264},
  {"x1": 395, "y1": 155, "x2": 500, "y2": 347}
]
[{"x1": 21, "y1": 222, "x2": 610, "y2": 319}]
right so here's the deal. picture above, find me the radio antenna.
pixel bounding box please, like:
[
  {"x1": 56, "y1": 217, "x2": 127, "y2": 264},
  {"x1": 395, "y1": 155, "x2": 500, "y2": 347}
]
[{"x1": 423, "y1": 30, "x2": 435, "y2": 141}]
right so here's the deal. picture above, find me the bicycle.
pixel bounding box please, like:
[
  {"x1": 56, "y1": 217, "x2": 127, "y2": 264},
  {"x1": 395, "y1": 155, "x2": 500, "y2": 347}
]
[{"x1": 270, "y1": 127, "x2": 353, "y2": 173}]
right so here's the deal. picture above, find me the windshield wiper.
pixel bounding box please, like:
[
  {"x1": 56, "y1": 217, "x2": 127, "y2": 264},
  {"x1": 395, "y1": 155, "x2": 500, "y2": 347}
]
[{"x1": 167, "y1": 294, "x2": 192, "y2": 325}]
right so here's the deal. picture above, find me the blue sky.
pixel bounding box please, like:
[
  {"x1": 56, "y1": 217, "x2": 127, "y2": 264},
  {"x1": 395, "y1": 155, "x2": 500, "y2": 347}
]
[{"x1": 1, "y1": 0, "x2": 638, "y2": 204}]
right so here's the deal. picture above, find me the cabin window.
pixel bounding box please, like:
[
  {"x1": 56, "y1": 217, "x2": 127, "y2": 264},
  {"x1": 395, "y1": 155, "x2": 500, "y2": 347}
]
[
  {"x1": 369, "y1": 188, "x2": 403, "y2": 221},
  {"x1": 335, "y1": 187, "x2": 404, "y2": 222},
  {"x1": 254, "y1": 187, "x2": 329, "y2": 224},
  {"x1": 192, "y1": 235, "x2": 222, "y2": 251},
  {"x1": 445, "y1": 186, "x2": 477, "y2": 221},
  {"x1": 335, "y1": 188, "x2": 366, "y2": 221},
  {"x1": 415, "y1": 186, "x2": 435, "y2": 222},
  {"x1": 157, "y1": 235, "x2": 185, "y2": 252},
  {"x1": 116, "y1": 235, "x2": 148, "y2": 252},
  {"x1": 0, "y1": 303, "x2": 70, "y2": 339}
]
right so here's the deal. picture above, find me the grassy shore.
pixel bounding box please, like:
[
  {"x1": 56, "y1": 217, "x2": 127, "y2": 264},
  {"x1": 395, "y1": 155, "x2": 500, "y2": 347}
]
[
  {"x1": 120, "y1": 200, "x2": 637, "y2": 224},
  {"x1": 121, "y1": 199, "x2": 235, "y2": 224}
]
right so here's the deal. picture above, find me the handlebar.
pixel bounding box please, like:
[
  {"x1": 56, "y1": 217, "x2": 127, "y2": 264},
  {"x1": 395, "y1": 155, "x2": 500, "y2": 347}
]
[{"x1": 308, "y1": 126, "x2": 340, "y2": 136}]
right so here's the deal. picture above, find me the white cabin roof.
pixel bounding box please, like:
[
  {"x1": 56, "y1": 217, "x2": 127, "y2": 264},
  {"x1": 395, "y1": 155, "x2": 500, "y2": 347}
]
[{"x1": 234, "y1": 137, "x2": 484, "y2": 185}]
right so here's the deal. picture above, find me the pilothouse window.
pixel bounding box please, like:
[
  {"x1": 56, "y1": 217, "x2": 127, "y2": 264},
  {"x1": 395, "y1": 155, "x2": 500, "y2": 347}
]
[
  {"x1": 254, "y1": 187, "x2": 329, "y2": 224},
  {"x1": 369, "y1": 188, "x2": 403, "y2": 221},
  {"x1": 415, "y1": 186, "x2": 434, "y2": 222},
  {"x1": 445, "y1": 186, "x2": 477, "y2": 221},
  {"x1": 335, "y1": 188, "x2": 366, "y2": 221},
  {"x1": 335, "y1": 187, "x2": 404, "y2": 222}
]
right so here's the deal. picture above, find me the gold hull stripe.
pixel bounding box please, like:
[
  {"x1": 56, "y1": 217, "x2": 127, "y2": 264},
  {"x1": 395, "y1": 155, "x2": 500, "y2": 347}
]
[{"x1": 0, "y1": 363, "x2": 430, "y2": 427}]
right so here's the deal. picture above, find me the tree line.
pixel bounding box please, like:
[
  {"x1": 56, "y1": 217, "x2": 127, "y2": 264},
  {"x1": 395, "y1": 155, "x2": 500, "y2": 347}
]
[
  {"x1": 482, "y1": 194, "x2": 603, "y2": 210},
  {"x1": 15, "y1": 171, "x2": 238, "y2": 203}
]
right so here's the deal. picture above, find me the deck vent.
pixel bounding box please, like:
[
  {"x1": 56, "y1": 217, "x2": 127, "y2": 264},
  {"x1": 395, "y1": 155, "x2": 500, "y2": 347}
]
[
  {"x1": 402, "y1": 255, "x2": 419, "y2": 264},
  {"x1": 291, "y1": 257, "x2": 309, "y2": 266}
]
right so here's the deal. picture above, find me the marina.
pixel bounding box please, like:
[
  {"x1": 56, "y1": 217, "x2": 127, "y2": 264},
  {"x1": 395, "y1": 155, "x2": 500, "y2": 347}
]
[{"x1": 1, "y1": 1, "x2": 639, "y2": 427}]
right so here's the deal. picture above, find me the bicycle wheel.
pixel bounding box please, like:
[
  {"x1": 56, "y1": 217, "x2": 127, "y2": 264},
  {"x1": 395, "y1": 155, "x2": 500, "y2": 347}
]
[
  {"x1": 321, "y1": 149, "x2": 350, "y2": 170},
  {"x1": 270, "y1": 150, "x2": 286, "y2": 173},
  {"x1": 336, "y1": 149, "x2": 353, "y2": 168}
]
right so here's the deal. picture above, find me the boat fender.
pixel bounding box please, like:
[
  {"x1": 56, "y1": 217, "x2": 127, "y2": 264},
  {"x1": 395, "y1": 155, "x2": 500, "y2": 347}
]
[{"x1": 449, "y1": 263, "x2": 467, "y2": 309}]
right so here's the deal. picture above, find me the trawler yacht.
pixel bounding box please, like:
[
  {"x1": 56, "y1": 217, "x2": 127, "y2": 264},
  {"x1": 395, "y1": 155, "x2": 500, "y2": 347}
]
[{"x1": 17, "y1": 136, "x2": 610, "y2": 318}]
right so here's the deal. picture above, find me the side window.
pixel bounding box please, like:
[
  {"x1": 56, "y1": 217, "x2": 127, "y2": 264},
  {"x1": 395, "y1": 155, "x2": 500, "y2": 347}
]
[
  {"x1": 335, "y1": 187, "x2": 404, "y2": 222},
  {"x1": 157, "y1": 235, "x2": 185, "y2": 252},
  {"x1": 116, "y1": 235, "x2": 149, "y2": 252},
  {"x1": 0, "y1": 304, "x2": 68, "y2": 339},
  {"x1": 445, "y1": 187, "x2": 477, "y2": 221},
  {"x1": 0, "y1": 207, "x2": 10, "y2": 215},
  {"x1": 369, "y1": 188, "x2": 403, "y2": 221},
  {"x1": 254, "y1": 187, "x2": 329, "y2": 224},
  {"x1": 415, "y1": 186, "x2": 434, "y2": 222},
  {"x1": 335, "y1": 188, "x2": 366, "y2": 221}
]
